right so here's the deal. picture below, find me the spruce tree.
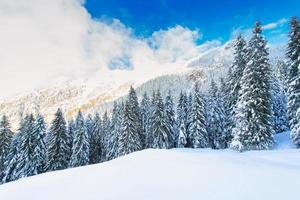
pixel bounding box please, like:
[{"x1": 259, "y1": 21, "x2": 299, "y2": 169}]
[
  {"x1": 207, "y1": 80, "x2": 227, "y2": 149},
  {"x1": 188, "y1": 84, "x2": 209, "y2": 148},
  {"x1": 106, "y1": 102, "x2": 122, "y2": 160},
  {"x1": 176, "y1": 92, "x2": 188, "y2": 147},
  {"x1": 31, "y1": 114, "x2": 47, "y2": 174},
  {"x1": 89, "y1": 113, "x2": 102, "y2": 164},
  {"x1": 177, "y1": 121, "x2": 187, "y2": 148},
  {"x1": 69, "y1": 111, "x2": 90, "y2": 167},
  {"x1": 276, "y1": 60, "x2": 289, "y2": 95},
  {"x1": 271, "y1": 75, "x2": 289, "y2": 133},
  {"x1": 128, "y1": 86, "x2": 143, "y2": 148},
  {"x1": 14, "y1": 114, "x2": 35, "y2": 179},
  {"x1": 85, "y1": 114, "x2": 94, "y2": 138},
  {"x1": 151, "y1": 91, "x2": 172, "y2": 149},
  {"x1": 186, "y1": 93, "x2": 193, "y2": 147},
  {"x1": 118, "y1": 100, "x2": 142, "y2": 156},
  {"x1": 0, "y1": 115, "x2": 13, "y2": 181},
  {"x1": 141, "y1": 93, "x2": 151, "y2": 148},
  {"x1": 219, "y1": 77, "x2": 233, "y2": 145},
  {"x1": 67, "y1": 119, "x2": 76, "y2": 161},
  {"x1": 226, "y1": 34, "x2": 247, "y2": 138},
  {"x1": 231, "y1": 22, "x2": 275, "y2": 151},
  {"x1": 145, "y1": 92, "x2": 156, "y2": 148},
  {"x1": 46, "y1": 108, "x2": 71, "y2": 171},
  {"x1": 2, "y1": 132, "x2": 21, "y2": 183},
  {"x1": 101, "y1": 111, "x2": 111, "y2": 161},
  {"x1": 165, "y1": 91, "x2": 176, "y2": 148},
  {"x1": 287, "y1": 17, "x2": 300, "y2": 147}
]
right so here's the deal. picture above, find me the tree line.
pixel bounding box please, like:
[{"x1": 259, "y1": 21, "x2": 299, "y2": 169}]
[{"x1": 0, "y1": 18, "x2": 299, "y2": 184}]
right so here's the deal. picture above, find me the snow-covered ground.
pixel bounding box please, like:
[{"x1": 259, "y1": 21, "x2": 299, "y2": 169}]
[{"x1": 0, "y1": 132, "x2": 299, "y2": 200}]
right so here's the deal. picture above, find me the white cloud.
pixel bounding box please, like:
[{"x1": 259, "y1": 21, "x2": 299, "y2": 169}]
[
  {"x1": 231, "y1": 18, "x2": 288, "y2": 43},
  {"x1": 0, "y1": 0, "x2": 220, "y2": 99},
  {"x1": 262, "y1": 18, "x2": 288, "y2": 30}
]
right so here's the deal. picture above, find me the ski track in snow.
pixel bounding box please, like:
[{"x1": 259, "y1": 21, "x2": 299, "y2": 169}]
[{"x1": 0, "y1": 132, "x2": 299, "y2": 200}]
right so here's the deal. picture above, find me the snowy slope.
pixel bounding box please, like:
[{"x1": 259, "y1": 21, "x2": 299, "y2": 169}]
[{"x1": 0, "y1": 132, "x2": 299, "y2": 200}]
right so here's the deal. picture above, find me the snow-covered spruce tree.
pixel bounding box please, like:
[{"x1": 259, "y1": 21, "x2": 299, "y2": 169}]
[
  {"x1": 46, "y1": 108, "x2": 71, "y2": 171},
  {"x1": 118, "y1": 100, "x2": 142, "y2": 156},
  {"x1": 85, "y1": 114, "x2": 94, "y2": 138},
  {"x1": 69, "y1": 111, "x2": 90, "y2": 168},
  {"x1": 145, "y1": 91, "x2": 156, "y2": 148},
  {"x1": 101, "y1": 111, "x2": 111, "y2": 161},
  {"x1": 0, "y1": 115, "x2": 13, "y2": 182},
  {"x1": 206, "y1": 80, "x2": 218, "y2": 148},
  {"x1": 165, "y1": 91, "x2": 177, "y2": 148},
  {"x1": 188, "y1": 83, "x2": 209, "y2": 148},
  {"x1": 225, "y1": 34, "x2": 247, "y2": 138},
  {"x1": 31, "y1": 114, "x2": 47, "y2": 174},
  {"x1": 276, "y1": 60, "x2": 289, "y2": 95},
  {"x1": 89, "y1": 113, "x2": 102, "y2": 164},
  {"x1": 231, "y1": 22, "x2": 275, "y2": 151},
  {"x1": 177, "y1": 121, "x2": 187, "y2": 148},
  {"x1": 186, "y1": 93, "x2": 193, "y2": 147},
  {"x1": 176, "y1": 91, "x2": 188, "y2": 147},
  {"x1": 67, "y1": 119, "x2": 76, "y2": 161},
  {"x1": 2, "y1": 132, "x2": 21, "y2": 183},
  {"x1": 128, "y1": 86, "x2": 143, "y2": 148},
  {"x1": 271, "y1": 74, "x2": 289, "y2": 133},
  {"x1": 13, "y1": 114, "x2": 35, "y2": 179},
  {"x1": 106, "y1": 102, "x2": 122, "y2": 160},
  {"x1": 151, "y1": 90, "x2": 172, "y2": 149},
  {"x1": 287, "y1": 17, "x2": 300, "y2": 147},
  {"x1": 207, "y1": 80, "x2": 227, "y2": 149},
  {"x1": 141, "y1": 93, "x2": 151, "y2": 148},
  {"x1": 219, "y1": 77, "x2": 233, "y2": 145}
]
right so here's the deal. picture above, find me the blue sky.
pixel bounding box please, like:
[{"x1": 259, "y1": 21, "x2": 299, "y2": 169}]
[{"x1": 85, "y1": 0, "x2": 300, "y2": 44}]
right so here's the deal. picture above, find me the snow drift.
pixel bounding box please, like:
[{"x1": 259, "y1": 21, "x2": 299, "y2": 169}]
[{"x1": 0, "y1": 132, "x2": 299, "y2": 200}]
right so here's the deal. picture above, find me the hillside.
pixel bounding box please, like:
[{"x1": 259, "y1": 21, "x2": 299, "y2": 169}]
[{"x1": 0, "y1": 132, "x2": 299, "y2": 200}]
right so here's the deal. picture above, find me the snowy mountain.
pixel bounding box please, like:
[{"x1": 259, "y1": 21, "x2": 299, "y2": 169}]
[
  {"x1": 0, "y1": 132, "x2": 298, "y2": 200},
  {"x1": 0, "y1": 41, "x2": 283, "y2": 130}
]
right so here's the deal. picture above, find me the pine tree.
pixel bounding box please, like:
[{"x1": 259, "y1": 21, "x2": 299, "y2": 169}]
[
  {"x1": 271, "y1": 75, "x2": 289, "y2": 133},
  {"x1": 85, "y1": 114, "x2": 94, "y2": 138},
  {"x1": 207, "y1": 80, "x2": 227, "y2": 149},
  {"x1": 128, "y1": 86, "x2": 143, "y2": 148},
  {"x1": 287, "y1": 17, "x2": 300, "y2": 147},
  {"x1": 177, "y1": 121, "x2": 187, "y2": 148},
  {"x1": 219, "y1": 77, "x2": 233, "y2": 145},
  {"x1": 207, "y1": 80, "x2": 218, "y2": 148},
  {"x1": 225, "y1": 34, "x2": 247, "y2": 139},
  {"x1": 14, "y1": 114, "x2": 35, "y2": 179},
  {"x1": 106, "y1": 102, "x2": 122, "y2": 160},
  {"x1": 46, "y1": 108, "x2": 71, "y2": 171},
  {"x1": 231, "y1": 22, "x2": 275, "y2": 151},
  {"x1": 101, "y1": 111, "x2": 111, "y2": 161},
  {"x1": 89, "y1": 113, "x2": 102, "y2": 164},
  {"x1": 188, "y1": 84, "x2": 209, "y2": 148},
  {"x1": 186, "y1": 93, "x2": 193, "y2": 147},
  {"x1": 31, "y1": 114, "x2": 47, "y2": 174},
  {"x1": 276, "y1": 60, "x2": 289, "y2": 95},
  {"x1": 165, "y1": 91, "x2": 176, "y2": 148},
  {"x1": 69, "y1": 111, "x2": 90, "y2": 167},
  {"x1": 141, "y1": 93, "x2": 151, "y2": 148},
  {"x1": 118, "y1": 100, "x2": 142, "y2": 156},
  {"x1": 145, "y1": 92, "x2": 156, "y2": 148},
  {"x1": 67, "y1": 119, "x2": 76, "y2": 161},
  {"x1": 2, "y1": 132, "x2": 21, "y2": 183},
  {"x1": 151, "y1": 91, "x2": 172, "y2": 149},
  {"x1": 176, "y1": 92, "x2": 188, "y2": 147},
  {"x1": 0, "y1": 115, "x2": 13, "y2": 181}
]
